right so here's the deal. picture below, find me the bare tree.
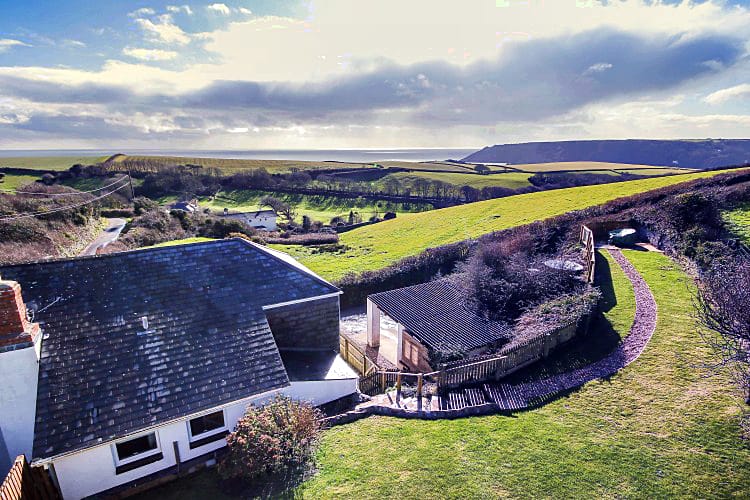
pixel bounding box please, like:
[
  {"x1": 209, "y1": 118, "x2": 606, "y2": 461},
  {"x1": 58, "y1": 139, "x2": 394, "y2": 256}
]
[
  {"x1": 260, "y1": 195, "x2": 297, "y2": 223},
  {"x1": 696, "y1": 258, "x2": 750, "y2": 404}
]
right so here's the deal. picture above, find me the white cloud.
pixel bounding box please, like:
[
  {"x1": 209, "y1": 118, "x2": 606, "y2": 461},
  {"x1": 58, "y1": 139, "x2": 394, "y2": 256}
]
[
  {"x1": 238, "y1": 7, "x2": 252, "y2": 16},
  {"x1": 63, "y1": 39, "x2": 87, "y2": 48},
  {"x1": 167, "y1": 5, "x2": 194, "y2": 15},
  {"x1": 135, "y1": 15, "x2": 192, "y2": 45},
  {"x1": 122, "y1": 47, "x2": 179, "y2": 61},
  {"x1": 704, "y1": 84, "x2": 750, "y2": 105},
  {"x1": 128, "y1": 7, "x2": 156, "y2": 18},
  {"x1": 207, "y1": 3, "x2": 232, "y2": 15},
  {"x1": 0, "y1": 39, "x2": 31, "y2": 52},
  {"x1": 584, "y1": 62, "x2": 613, "y2": 75}
]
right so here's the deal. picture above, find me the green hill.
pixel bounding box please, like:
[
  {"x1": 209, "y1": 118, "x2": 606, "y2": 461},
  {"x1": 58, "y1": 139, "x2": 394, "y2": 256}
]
[{"x1": 272, "y1": 169, "x2": 741, "y2": 280}]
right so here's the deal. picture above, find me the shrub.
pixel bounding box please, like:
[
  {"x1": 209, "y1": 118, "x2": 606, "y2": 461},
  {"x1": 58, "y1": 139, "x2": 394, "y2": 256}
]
[{"x1": 219, "y1": 395, "x2": 324, "y2": 486}]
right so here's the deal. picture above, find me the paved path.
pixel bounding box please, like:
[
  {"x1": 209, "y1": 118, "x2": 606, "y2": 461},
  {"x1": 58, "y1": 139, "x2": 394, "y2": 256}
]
[
  {"x1": 80, "y1": 218, "x2": 126, "y2": 256},
  {"x1": 331, "y1": 248, "x2": 659, "y2": 423}
]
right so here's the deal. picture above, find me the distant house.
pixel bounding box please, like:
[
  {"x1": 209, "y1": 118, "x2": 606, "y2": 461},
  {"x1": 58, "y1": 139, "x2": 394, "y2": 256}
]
[
  {"x1": 366, "y1": 279, "x2": 511, "y2": 371},
  {"x1": 0, "y1": 239, "x2": 356, "y2": 499},
  {"x1": 169, "y1": 199, "x2": 199, "y2": 213},
  {"x1": 222, "y1": 208, "x2": 278, "y2": 231}
]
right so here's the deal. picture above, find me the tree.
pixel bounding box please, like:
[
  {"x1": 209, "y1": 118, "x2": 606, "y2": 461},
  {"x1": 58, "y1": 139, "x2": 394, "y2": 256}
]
[
  {"x1": 696, "y1": 258, "x2": 750, "y2": 405},
  {"x1": 383, "y1": 177, "x2": 402, "y2": 196},
  {"x1": 474, "y1": 164, "x2": 490, "y2": 175},
  {"x1": 260, "y1": 195, "x2": 296, "y2": 223},
  {"x1": 219, "y1": 395, "x2": 324, "y2": 488}
]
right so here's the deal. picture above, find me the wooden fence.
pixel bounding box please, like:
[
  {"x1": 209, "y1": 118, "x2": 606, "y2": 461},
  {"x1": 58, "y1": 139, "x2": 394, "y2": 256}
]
[
  {"x1": 0, "y1": 456, "x2": 60, "y2": 500},
  {"x1": 580, "y1": 224, "x2": 596, "y2": 283},
  {"x1": 339, "y1": 334, "x2": 380, "y2": 376}
]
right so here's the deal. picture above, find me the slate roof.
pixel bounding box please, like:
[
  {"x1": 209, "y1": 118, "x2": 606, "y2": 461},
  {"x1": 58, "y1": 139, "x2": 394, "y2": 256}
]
[
  {"x1": 0, "y1": 239, "x2": 339, "y2": 461},
  {"x1": 369, "y1": 279, "x2": 512, "y2": 352}
]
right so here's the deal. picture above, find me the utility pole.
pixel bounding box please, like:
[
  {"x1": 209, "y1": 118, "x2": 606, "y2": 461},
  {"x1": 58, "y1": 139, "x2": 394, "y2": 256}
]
[{"x1": 127, "y1": 169, "x2": 135, "y2": 201}]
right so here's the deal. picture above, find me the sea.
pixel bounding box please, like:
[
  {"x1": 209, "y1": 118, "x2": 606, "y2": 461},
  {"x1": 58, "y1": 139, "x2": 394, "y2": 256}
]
[{"x1": 0, "y1": 148, "x2": 479, "y2": 163}]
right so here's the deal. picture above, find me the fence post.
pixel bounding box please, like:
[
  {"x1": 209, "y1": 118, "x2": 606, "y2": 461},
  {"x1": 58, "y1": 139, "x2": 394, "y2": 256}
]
[
  {"x1": 417, "y1": 374, "x2": 423, "y2": 411},
  {"x1": 380, "y1": 372, "x2": 385, "y2": 393},
  {"x1": 396, "y1": 372, "x2": 402, "y2": 405}
]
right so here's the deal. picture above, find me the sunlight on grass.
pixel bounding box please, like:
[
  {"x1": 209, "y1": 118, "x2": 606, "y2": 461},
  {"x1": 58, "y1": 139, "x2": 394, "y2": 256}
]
[{"x1": 723, "y1": 202, "x2": 750, "y2": 244}]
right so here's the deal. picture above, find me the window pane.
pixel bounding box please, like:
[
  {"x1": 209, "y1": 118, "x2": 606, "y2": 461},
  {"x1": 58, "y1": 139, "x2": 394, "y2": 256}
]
[
  {"x1": 115, "y1": 433, "x2": 157, "y2": 460},
  {"x1": 189, "y1": 411, "x2": 225, "y2": 436}
]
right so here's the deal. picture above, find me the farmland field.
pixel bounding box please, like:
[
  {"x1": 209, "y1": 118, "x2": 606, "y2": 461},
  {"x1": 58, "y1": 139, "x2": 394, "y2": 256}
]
[
  {"x1": 385, "y1": 171, "x2": 534, "y2": 189},
  {"x1": 0, "y1": 172, "x2": 42, "y2": 193},
  {"x1": 134, "y1": 250, "x2": 750, "y2": 499},
  {"x1": 199, "y1": 190, "x2": 433, "y2": 222},
  {"x1": 510, "y1": 161, "x2": 695, "y2": 173},
  {"x1": 117, "y1": 155, "x2": 475, "y2": 174},
  {"x1": 272, "y1": 169, "x2": 740, "y2": 280},
  {"x1": 0, "y1": 156, "x2": 108, "y2": 171},
  {"x1": 723, "y1": 203, "x2": 750, "y2": 244}
]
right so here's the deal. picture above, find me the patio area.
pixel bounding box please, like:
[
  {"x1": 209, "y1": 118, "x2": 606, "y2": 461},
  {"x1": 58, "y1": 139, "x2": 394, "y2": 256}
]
[{"x1": 340, "y1": 308, "x2": 399, "y2": 369}]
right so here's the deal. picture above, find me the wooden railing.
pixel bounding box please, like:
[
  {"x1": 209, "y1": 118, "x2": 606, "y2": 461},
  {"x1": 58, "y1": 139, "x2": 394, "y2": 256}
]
[
  {"x1": 339, "y1": 334, "x2": 380, "y2": 376},
  {"x1": 580, "y1": 224, "x2": 596, "y2": 283},
  {"x1": 0, "y1": 455, "x2": 60, "y2": 500}
]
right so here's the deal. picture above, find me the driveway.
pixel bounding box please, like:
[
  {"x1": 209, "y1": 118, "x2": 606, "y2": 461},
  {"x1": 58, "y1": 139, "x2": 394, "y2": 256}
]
[{"x1": 80, "y1": 218, "x2": 126, "y2": 256}]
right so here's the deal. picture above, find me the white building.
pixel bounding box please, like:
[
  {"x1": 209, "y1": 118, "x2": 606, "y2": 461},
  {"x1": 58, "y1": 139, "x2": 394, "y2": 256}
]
[
  {"x1": 0, "y1": 239, "x2": 356, "y2": 499},
  {"x1": 222, "y1": 208, "x2": 278, "y2": 231}
]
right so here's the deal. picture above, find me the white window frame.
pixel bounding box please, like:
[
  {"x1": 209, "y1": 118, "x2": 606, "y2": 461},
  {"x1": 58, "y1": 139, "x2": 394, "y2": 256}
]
[
  {"x1": 186, "y1": 409, "x2": 228, "y2": 443},
  {"x1": 111, "y1": 430, "x2": 162, "y2": 467}
]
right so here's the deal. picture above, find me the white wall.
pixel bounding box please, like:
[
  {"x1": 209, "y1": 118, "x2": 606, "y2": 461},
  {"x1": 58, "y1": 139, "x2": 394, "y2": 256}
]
[
  {"x1": 0, "y1": 344, "x2": 38, "y2": 474},
  {"x1": 48, "y1": 378, "x2": 357, "y2": 499},
  {"x1": 283, "y1": 379, "x2": 358, "y2": 407},
  {"x1": 50, "y1": 390, "x2": 280, "y2": 500}
]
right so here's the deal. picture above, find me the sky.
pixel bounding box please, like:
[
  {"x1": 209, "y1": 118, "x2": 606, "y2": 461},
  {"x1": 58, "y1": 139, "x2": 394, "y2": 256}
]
[{"x1": 0, "y1": 0, "x2": 750, "y2": 150}]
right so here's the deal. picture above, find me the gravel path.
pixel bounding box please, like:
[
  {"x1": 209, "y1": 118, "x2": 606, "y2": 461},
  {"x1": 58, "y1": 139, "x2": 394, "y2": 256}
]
[{"x1": 480, "y1": 247, "x2": 658, "y2": 409}]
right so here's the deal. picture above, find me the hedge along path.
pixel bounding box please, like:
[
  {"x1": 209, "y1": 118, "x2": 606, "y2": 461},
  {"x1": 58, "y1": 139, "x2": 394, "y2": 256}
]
[
  {"x1": 328, "y1": 248, "x2": 658, "y2": 422},
  {"x1": 482, "y1": 247, "x2": 658, "y2": 410},
  {"x1": 274, "y1": 168, "x2": 744, "y2": 280}
]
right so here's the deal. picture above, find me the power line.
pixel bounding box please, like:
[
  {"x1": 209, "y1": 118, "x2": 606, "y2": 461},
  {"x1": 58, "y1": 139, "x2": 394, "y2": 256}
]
[
  {"x1": 0, "y1": 183, "x2": 131, "y2": 222},
  {"x1": 0, "y1": 175, "x2": 130, "y2": 197}
]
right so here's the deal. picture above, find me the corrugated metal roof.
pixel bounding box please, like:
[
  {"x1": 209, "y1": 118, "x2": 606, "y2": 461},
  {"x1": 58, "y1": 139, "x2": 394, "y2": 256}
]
[{"x1": 369, "y1": 279, "x2": 512, "y2": 352}]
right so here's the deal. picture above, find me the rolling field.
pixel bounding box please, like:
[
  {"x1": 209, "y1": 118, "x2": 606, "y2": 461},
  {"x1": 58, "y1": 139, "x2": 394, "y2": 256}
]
[
  {"x1": 510, "y1": 161, "x2": 694, "y2": 173},
  {"x1": 386, "y1": 170, "x2": 534, "y2": 189},
  {"x1": 0, "y1": 156, "x2": 108, "y2": 171},
  {"x1": 271, "y1": 169, "x2": 741, "y2": 280},
  {"x1": 723, "y1": 203, "x2": 750, "y2": 244},
  {"x1": 0, "y1": 172, "x2": 42, "y2": 193},
  {"x1": 199, "y1": 190, "x2": 433, "y2": 222},
  {"x1": 117, "y1": 155, "x2": 475, "y2": 174}
]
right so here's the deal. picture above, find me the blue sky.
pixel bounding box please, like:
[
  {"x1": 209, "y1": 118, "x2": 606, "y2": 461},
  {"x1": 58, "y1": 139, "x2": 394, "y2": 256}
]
[{"x1": 0, "y1": 0, "x2": 749, "y2": 149}]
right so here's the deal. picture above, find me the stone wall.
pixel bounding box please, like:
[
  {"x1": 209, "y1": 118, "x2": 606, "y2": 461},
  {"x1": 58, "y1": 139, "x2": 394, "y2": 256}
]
[{"x1": 265, "y1": 295, "x2": 340, "y2": 351}]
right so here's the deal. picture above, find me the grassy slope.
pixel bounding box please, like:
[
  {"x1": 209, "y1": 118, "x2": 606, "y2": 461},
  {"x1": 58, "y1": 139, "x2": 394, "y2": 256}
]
[
  {"x1": 0, "y1": 172, "x2": 42, "y2": 192},
  {"x1": 200, "y1": 190, "x2": 433, "y2": 222},
  {"x1": 723, "y1": 203, "x2": 750, "y2": 244},
  {"x1": 0, "y1": 156, "x2": 108, "y2": 171},
  {"x1": 388, "y1": 170, "x2": 534, "y2": 189},
  {"x1": 273, "y1": 170, "x2": 734, "y2": 280},
  {"x1": 301, "y1": 251, "x2": 750, "y2": 498}
]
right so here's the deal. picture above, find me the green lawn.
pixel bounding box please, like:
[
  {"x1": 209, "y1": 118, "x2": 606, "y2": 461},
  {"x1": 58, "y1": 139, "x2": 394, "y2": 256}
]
[
  {"x1": 0, "y1": 156, "x2": 107, "y2": 171},
  {"x1": 300, "y1": 250, "x2": 750, "y2": 498},
  {"x1": 133, "y1": 250, "x2": 750, "y2": 499},
  {"x1": 272, "y1": 169, "x2": 738, "y2": 281},
  {"x1": 200, "y1": 190, "x2": 433, "y2": 223},
  {"x1": 0, "y1": 172, "x2": 42, "y2": 192},
  {"x1": 723, "y1": 203, "x2": 750, "y2": 244}
]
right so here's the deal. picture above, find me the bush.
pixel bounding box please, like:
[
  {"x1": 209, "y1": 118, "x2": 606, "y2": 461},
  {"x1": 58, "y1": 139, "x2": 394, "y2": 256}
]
[{"x1": 219, "y1": 395, "x2": 324, "y2": 487}]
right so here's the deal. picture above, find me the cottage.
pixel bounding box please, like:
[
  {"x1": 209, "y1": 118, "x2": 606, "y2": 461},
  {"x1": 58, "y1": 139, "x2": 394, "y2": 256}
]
[
  {"x1": 366, "y1": 279, "x2": 512, "y2": 372},
  {"x1": 221, "y1": 208, "x2": 278, "y2": 231},
  {"x1": 0, "y1": 239, "x2": 356, "y2": 499},
  {"x1": 168, "y1": 199, "x2": 199, "y2": 213}
]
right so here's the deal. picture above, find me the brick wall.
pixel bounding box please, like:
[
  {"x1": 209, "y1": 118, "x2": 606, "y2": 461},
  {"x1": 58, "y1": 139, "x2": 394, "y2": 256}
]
[{"x1": 265, "y1": 295, "x2": 340, "y2": 351}]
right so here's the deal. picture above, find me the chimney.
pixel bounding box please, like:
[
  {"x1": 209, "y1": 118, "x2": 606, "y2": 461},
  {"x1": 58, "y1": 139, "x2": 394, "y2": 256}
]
[
  {"x1": 0, "y1": 278, "x2": 41, "y2": 353},
  {"x1": 0, "y1": 277, "x2": 41, "y2": 472}
]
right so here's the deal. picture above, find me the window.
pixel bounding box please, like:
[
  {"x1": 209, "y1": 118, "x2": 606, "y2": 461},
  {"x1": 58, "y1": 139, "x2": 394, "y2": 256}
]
[
  {"x1": 188, "y1": 410, "x2": 229, "y2": 449},
  {"x1": 189, "y1": 410, "x2": 225, "y2": 437},
  {"x1": 113, "y1": 432, "x2": 163, "y2": 474}
]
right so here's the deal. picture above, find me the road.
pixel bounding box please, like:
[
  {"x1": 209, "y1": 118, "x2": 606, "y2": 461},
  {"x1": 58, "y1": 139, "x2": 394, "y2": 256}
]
[{"x1": 80, "y1": 218, "x2": 126, "y2": 256}]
